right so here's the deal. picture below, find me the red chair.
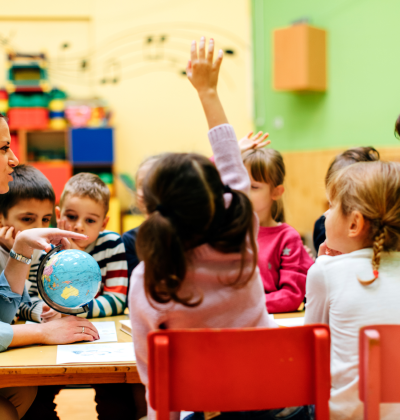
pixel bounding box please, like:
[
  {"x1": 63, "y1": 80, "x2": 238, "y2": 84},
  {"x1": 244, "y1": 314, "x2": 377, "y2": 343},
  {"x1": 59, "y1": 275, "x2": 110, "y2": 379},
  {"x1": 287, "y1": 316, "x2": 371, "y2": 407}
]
[
  {"x1": 359, "y1": 325, "x2": 400, "y2": 420},
  {"x1": 148, "y1": 325, "x2": 331, "y2": 420}
]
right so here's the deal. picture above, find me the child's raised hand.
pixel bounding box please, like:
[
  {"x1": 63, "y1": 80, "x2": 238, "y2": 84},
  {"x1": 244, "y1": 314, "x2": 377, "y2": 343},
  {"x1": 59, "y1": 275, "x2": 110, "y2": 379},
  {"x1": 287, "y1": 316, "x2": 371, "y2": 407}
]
[
  {"x1": 187, "y1": 37, "x2": 223, "y2": 94},
  {"x1": 239, "y1": 131, "x2": 270, "y2": 153},
  {"x1": 0, "y1": 226, "x2": 16, "y2": 251}
]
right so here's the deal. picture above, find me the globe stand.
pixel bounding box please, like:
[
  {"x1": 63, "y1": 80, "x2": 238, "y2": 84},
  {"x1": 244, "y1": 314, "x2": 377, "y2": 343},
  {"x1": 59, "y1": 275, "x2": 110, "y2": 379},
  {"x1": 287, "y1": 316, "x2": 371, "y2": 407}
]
[{"x1": 37, "y1": 245, "x2": 90, "y2": 315}]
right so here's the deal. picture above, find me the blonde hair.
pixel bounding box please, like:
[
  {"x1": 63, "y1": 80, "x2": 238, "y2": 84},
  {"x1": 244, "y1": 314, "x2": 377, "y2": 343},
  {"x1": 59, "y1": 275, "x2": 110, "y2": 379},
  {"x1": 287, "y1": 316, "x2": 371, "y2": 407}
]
[
  {"x1": 242, "y1": 148, "x2": 286, "y2": 223},
  {"x1": 327, "y1": 161, "x2": 400, "y2": 285},
  {"x1": 60, "y1": 172, "x2": 110, "y2": 215}
]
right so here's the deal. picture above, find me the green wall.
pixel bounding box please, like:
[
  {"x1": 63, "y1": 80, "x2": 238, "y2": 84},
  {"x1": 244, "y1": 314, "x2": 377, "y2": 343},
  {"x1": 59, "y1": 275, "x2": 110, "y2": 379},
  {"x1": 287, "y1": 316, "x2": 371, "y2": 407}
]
[{"x1": 252, "y1": 0, "x2": 400, "y2": 151}]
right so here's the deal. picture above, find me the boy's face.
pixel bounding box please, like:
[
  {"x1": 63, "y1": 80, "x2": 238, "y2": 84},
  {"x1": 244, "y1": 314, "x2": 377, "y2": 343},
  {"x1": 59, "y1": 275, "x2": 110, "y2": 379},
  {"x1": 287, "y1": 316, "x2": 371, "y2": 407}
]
[
  {"x1": 0, "y1": 198, "x2": 53, "y2": 233},
  {"x1": 56, "y1": 195, "x2": 109, "y2": 250}
]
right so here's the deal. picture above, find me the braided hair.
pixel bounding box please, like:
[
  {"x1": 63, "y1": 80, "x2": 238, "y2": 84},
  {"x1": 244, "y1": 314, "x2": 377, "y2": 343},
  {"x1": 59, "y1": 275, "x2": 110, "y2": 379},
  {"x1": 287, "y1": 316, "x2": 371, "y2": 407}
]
[{"x1": 327, "y1": 161, "x2": 400, "y2": 285}]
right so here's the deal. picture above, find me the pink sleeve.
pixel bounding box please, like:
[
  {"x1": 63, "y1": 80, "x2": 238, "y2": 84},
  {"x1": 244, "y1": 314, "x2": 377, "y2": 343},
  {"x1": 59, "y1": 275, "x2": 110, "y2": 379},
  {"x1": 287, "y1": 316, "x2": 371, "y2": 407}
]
[
  {"x1": 266, "y1": 234, "x2": 314, "y2": 314},
  {"x1": 208, "y1": 124, "x2": 250, "y2": 195}
]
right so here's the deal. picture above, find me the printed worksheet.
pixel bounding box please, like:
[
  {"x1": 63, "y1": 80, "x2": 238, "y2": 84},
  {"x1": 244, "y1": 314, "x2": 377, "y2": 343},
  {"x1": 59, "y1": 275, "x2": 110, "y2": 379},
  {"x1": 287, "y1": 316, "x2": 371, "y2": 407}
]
[
  {"x1": 92, "y1": 322, "x2": 118, "y2": 343},
  {"x1": 56, "y1": 342, "x2": 135, "y2": 364}
]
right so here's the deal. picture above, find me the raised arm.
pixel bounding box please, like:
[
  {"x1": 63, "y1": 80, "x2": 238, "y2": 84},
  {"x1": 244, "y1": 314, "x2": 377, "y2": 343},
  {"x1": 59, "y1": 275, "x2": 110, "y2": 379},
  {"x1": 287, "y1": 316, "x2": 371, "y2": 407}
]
[
  {"x1": 188, "y1": 37, "x2": 250, "y2": 195},
  {"x1": 187, "y1": 37, "x2": 226, "y2": 129}
]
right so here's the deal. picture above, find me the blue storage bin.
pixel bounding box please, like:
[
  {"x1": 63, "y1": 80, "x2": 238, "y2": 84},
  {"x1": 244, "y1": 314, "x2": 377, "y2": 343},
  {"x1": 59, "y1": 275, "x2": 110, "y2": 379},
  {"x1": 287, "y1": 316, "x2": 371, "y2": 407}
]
[{"x1": 69, "y1": 127, "x2": 114, "y2": 165}]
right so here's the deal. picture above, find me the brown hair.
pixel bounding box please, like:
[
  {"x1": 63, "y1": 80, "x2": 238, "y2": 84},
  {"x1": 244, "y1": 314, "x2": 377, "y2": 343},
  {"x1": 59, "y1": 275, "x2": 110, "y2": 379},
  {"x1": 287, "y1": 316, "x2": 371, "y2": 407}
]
[
  {"x1": 242, "y1": 148, "x2": 285, "y2": 223},
  {"x1": 135, "y1": 154, "x2": 166, "y2": 214},
  {"x1": 327, "y1": 161, "x2": 400, "y2": 285},
  {"x1": 325, "y1": 147, "x2": 380, "y2": 186},
  {"x1": 60, "y1": 172, "x2": 110, "y2": 215},
  {"x1": 136, "y1": 153, "x2": 258, "y2": 307}
]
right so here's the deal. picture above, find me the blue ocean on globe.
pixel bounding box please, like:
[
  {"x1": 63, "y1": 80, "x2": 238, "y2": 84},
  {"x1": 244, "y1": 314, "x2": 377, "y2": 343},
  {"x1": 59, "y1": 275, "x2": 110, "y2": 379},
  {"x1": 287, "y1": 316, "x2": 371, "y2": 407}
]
[{"x1": 41, "y1": 249, "x2": 101, "y2": 308}]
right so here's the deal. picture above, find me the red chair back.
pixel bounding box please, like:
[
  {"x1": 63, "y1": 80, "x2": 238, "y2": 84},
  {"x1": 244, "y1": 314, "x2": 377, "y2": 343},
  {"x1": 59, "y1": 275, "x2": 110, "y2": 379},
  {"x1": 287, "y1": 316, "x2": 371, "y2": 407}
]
[
  {"x1": 148, "y1": 325, "x2": 330, "y2": 420},
  {"x1": 359, "y1": 325, "x2": 400, "y2": 420}
]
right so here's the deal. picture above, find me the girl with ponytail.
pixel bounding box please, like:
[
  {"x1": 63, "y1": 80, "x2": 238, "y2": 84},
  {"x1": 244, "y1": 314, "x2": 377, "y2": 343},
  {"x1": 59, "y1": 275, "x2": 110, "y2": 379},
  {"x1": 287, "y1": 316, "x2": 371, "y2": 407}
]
[
  {"x1": 305, "y1": 160, "x2": 400, "y2": 420},
  {"x1": 240, "y1": 144, "x2": 314, "y2": 314},
  {"x1": 129, "y1": 38, "x2": 312, "y2": 420}
]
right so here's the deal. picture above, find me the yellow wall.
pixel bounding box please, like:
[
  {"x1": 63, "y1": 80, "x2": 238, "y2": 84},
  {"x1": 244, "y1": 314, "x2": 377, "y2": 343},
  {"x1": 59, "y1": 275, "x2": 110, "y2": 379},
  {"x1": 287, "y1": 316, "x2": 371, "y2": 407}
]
[{"x1": 0, "y1": 1, "x2": 253, "y2": 211}]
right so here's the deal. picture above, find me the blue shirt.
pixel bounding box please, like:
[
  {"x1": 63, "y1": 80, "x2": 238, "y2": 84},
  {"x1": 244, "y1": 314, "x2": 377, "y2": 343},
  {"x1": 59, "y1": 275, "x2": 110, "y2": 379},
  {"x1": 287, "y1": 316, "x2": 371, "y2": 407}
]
[{"x1": 0, "y1": 271, "x2": 31, "y2": 352}]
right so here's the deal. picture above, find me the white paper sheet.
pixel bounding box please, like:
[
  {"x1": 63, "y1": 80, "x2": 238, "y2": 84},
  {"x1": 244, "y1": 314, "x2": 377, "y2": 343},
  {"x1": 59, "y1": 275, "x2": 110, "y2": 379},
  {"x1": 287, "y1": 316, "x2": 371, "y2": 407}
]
[
  {"x1": 269, "y1": 314, "x2": 305, "y2": 327},
  {"x1": 274, "y1": 317, "x2": 305, "y2": 327},
  {"x1": 56, "y1": 342, "x2": 135, "y2": 364},
  {"x1": 92, "y1": 322, "x2": 118, "y2": 343}
]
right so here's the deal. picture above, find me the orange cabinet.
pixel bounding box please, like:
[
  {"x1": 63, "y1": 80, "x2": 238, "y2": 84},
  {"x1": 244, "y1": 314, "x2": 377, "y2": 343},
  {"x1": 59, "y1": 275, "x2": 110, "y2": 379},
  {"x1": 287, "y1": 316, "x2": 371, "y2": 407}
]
[{"x1": 273, "y1": 24, "x2": 327, "y2": 92}]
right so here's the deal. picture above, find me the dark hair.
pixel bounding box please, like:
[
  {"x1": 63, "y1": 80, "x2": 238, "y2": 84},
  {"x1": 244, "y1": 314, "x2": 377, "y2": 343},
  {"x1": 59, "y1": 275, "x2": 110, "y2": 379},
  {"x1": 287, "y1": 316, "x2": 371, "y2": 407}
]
[
  {"x1": 0, "y1": 165, "x2": 55, "y2": 217},
  {"x1": 395, "y1": 115, "x2": 400, "y2": 139},
  {"x1": 136, "y1": 153, "x2": 257, "y2": 307},
  {"x1": 325, "y1": 147, "x2": 380, "y2": 186}
]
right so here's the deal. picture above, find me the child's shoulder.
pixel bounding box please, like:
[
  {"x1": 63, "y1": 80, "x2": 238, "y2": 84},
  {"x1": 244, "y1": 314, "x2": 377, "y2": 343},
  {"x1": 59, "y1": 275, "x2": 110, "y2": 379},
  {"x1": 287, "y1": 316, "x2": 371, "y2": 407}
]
[
  {"x1": 97, "y1": 230, "x2": 123, "y2": 242},
  {"x1": 92, "y1": 230, "x2": 124, "y2": 252},
  {"x1": 271, "y1": 223, "x2": 304, "y2": 244},
  {"x1": 311, "y1": 248, "x2": 375, "y2": 284}
]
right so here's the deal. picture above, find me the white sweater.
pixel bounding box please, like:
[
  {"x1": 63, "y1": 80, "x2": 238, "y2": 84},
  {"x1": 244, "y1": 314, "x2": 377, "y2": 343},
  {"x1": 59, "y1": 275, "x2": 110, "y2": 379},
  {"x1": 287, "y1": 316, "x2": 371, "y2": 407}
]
[{"x1": 305, "y1": 248, "x2": 400, "y2": 420}]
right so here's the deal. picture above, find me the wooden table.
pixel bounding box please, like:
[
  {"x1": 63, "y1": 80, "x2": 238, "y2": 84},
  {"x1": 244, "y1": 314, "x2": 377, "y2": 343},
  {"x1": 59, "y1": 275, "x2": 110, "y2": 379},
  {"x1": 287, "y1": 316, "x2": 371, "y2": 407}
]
[
  {"x1": 0, "y1": 315, "x2": 140, "y2": 388},
  {"x1": 0, "y1": 311, "x2": 305, "y2": 388}
]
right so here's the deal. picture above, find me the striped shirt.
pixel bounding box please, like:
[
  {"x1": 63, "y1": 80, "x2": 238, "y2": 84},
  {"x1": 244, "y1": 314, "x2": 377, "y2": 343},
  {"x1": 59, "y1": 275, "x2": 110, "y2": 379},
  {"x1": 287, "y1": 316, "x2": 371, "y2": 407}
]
[
  {"x1": 18, "y1": 230, "x2": 128, "y2": 321},
  {"x1": 82, "y1": 230, "x2": 128, "y2": 318}
]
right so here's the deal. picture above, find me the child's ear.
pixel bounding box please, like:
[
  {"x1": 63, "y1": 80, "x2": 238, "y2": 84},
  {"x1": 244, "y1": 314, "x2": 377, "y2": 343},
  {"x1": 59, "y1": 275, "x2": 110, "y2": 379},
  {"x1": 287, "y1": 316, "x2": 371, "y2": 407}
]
[
  {"x1": 271, "y1": 184, "x2": 285, "y2": 201},
  {"x1": 101, "y1": 216, "x2": 109, "y2": 231},
  {"x1": 348, "y1": 211, "x2": 365, "y2": 238},
  {"x1": 55, "y1": 206, "x2": 61, "y2": 221}
]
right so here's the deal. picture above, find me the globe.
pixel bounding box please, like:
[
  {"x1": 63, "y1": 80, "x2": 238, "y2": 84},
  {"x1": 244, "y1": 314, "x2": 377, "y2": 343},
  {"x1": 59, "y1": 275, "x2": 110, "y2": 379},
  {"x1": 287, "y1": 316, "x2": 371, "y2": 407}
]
[{"x1": 37, "y1": 246, "x2": 102, "y2": 315}]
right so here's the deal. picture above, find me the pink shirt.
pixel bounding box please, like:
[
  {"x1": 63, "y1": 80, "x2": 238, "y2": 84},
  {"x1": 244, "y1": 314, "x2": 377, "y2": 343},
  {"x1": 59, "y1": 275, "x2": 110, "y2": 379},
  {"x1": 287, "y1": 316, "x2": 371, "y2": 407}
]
[
  {"x1": 258, "y1": 223, "x2": 314, "y2": 313},
  {"x1": 129, "y1": 124, "x2": 277, "y2": 420}
]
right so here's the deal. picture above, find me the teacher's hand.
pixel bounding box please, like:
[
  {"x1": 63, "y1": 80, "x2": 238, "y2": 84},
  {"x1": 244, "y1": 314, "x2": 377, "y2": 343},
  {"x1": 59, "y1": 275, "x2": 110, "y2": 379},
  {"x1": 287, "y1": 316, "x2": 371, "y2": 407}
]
[
  {"x1": 38, "y1": 316, "x2": 100, "y2": 344},
  {"x1": 13, "y1": 228, "x2": 88, "y2": 257}
]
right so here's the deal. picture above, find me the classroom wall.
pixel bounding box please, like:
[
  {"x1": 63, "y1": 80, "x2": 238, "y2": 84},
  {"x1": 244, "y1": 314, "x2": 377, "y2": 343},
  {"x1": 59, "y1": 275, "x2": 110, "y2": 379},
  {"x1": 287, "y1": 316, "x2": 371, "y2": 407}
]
[
  {"x1": 252, "y1": 0, "x2": 400, "y2": 236},
  {"x1": 1, "y1": 0, "x2": 253, "y2": 210},
  {"x1": 252, "y1": 0, "x2": 400, "y2": 151}
]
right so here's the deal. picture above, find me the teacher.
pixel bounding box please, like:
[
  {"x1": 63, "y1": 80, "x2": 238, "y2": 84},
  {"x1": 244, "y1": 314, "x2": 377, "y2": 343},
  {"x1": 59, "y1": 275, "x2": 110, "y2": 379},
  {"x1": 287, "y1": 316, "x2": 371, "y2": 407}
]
[{"x1": 0, "y1": 115, "x2": 99, "y2": 420}]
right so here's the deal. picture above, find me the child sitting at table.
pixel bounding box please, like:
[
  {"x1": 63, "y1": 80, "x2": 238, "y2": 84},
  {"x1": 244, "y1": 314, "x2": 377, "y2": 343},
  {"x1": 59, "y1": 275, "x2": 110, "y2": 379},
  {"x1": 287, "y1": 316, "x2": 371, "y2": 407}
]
[
  {"x1": 241, "y1": 147, "x2": 314, "y2": 313},
  {"x1": 312, "y1": 147, "x2": 380, "y2": 253},
  {"x1": 305, "y1": 160, "x2": 400, "y2": 419},
  {"x1": 54, "y1": 172, "x2": 128, "y2": 318},
  {"x1": 0, "y1": 165, "x2": 56, "y2": 322},
  {"x1": 130, "y1": 37, "x2": 312, "y2": 420}
]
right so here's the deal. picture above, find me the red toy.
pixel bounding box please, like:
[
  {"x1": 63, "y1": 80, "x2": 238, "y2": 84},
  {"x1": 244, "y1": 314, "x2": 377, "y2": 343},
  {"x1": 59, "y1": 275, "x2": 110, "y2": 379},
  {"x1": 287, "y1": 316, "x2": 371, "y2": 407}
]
[
  {"x1": 148, "y1": 325, "x2": 331, "y2": 420},
  {"x1": 8, "y1": 108, "x2": 48, "y2": 130},
  {"x1": 29, "y1": 161, "x2": 72, "y2": 203}
]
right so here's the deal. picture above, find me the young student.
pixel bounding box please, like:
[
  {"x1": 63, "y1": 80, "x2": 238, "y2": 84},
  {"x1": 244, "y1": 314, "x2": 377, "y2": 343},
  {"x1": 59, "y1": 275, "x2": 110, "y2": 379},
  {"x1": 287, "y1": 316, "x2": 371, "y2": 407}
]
[
  {"x1": 129, "y1": 37, "x2": 312, "y2": 420},
  {"x1": 54, "y1": 172, "x2": 128, "y2": 318},
  {"x1": 241, "y1": 147, "x2": 314, "y2": 313},
  {"x1": 0, "y1": 165, "x2": 56, "y2": 322},
  {"x1": 312, "y1": 147, "x2": 380, "y2": 253},
  {"x1": 305, "y1": 160, "x2": 400, "y2": 420}
]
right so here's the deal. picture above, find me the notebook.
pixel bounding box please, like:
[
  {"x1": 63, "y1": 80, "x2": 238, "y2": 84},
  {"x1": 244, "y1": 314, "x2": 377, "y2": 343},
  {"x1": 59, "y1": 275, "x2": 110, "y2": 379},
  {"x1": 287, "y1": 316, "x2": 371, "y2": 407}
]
[{"x1": 120, "y1": 319, "x2": 132, "y2": 336}]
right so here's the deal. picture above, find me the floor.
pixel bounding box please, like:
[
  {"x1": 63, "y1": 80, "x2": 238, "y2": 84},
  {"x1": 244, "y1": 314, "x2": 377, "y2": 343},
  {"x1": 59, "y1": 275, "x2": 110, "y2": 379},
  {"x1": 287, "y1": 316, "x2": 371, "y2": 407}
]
[{"x1": 55, "y1": 388, "x2": 97, "y2": 420}]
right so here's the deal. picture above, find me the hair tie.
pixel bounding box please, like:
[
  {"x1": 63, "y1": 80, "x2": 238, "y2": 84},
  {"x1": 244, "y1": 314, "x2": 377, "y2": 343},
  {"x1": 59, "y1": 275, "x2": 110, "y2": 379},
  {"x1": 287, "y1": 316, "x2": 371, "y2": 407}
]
[
  {"x1": 223, "y1": 185, "x2": 232, "y2": 194},
  {"x1": 155, "y1": 204, "x2": 170, "y2": 217}
]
